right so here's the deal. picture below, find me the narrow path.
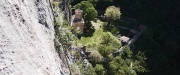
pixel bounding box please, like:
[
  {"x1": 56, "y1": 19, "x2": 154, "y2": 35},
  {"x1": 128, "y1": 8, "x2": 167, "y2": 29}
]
[{"x1": 127, "y1": 31, "x2": 142, "y2": 49}]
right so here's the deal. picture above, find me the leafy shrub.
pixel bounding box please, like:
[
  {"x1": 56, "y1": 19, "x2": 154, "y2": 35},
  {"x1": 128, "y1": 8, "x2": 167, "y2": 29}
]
[
  {"x1": 94, "y1": 64, "x2": 106, "y2": 75},
  {"x1": 88, "y1": 50, "x2": 103, "y2": 64}
]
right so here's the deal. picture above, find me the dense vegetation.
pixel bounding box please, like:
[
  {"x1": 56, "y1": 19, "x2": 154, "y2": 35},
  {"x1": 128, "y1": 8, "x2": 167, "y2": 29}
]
[
  {"x1": 111, "y1": 0, "x2": 180, "y2": 75},
  {"x1": 70, "y1": 0, "x2": 180, "y2": 75},
  {"x1": 74, "y1": 1, "x2": 97, "y2": 22},
  {"x1": 104, "y1": 6, "x2": 121, "y2": 26}
]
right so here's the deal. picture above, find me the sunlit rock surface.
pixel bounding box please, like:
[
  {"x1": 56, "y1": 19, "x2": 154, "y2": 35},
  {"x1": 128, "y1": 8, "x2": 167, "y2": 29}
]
[{"x1": 0, "y1": 0, "x2": 69, "y2": 75}]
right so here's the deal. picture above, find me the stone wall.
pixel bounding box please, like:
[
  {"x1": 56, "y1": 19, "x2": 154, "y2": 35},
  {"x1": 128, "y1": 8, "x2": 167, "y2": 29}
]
[{"x1": 72, "y1": 20, "x2": 84, "y2": 33}]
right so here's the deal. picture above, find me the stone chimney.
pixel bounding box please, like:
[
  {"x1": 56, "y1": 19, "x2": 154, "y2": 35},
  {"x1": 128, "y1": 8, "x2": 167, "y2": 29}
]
[{"x1": 75, "y1": 9, "x2": 83, "y2": 19}]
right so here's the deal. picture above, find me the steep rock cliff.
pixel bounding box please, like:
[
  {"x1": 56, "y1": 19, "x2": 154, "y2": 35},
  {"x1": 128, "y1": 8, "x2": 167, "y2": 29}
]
[{"x1": 0, "y1": 0, "x2": 69, "y2": 75}]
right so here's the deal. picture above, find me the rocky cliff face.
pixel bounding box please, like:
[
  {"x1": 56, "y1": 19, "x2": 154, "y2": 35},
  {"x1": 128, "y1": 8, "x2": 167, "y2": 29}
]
[{"x1": 0, "y1": 0, "x2": 69, "y2": 75}]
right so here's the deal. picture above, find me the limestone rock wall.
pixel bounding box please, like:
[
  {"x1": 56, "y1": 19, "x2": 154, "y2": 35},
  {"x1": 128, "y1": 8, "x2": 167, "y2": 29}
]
[{"x1": 0, "y1": 0, "x2": 69, "y2": 75}]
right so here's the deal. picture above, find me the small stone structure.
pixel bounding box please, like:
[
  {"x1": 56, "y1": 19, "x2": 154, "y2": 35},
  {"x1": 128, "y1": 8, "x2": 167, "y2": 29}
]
[
  {"x1": 119, "y1": 36, "x2": 130, "y2": 46},
  {"x1": 119, "y1": 36, "x2": 130, "y2": 43},
  {"x1": 75, "y1": 9, "x2": 83, "y2": 19},
  {"x1": 72, "y1": 20, "x2": 84, "y2": 33},
  {"x1": 72, "y1": 9, "x2": 84, "y2": 33}
]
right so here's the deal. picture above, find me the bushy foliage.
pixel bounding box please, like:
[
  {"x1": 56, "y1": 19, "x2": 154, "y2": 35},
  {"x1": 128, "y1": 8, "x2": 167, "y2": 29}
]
[
  {"x1": 94, "y1": 64, "x2": 106, "y2": 75},
  {"x1": 110, "y1": 1, "x2": 180, "y2": 74},
  {"x1": 121, "y1": 46, "x2": 132, "y2": 59},
  {"x1": 87, "y1": 42, "x2": 99, "y2": 49},
  {"x1": 75, "y1": 1, "x2": 97, "y2": 22},
  {"x1": 104, "y1": 6, "x2": 121, "y2": 25},
  {"x1": 133, "y1": 51, "x2": 147, "y2": 73},
  {"x1": 109, "y1": 56, "x2": 136, "y2": 75},
  {"x1": 101, "y1": 32, "x2": 121, "y2": 47},
  {"x1": 71, "y1": 64, "x2": 80, "y2": 75},
  {"x1": 81, "y1": 64, "x2": 97, "y2": 75},
  {"x1": 98, "y1": 32, "x2": 121, "y2": 57},
  {"x1": 108, "y1": 46, "x2": 147, "y2": 75},
  {"x1": 88, "y1": 50, "x2": 103, "y2": 64}
]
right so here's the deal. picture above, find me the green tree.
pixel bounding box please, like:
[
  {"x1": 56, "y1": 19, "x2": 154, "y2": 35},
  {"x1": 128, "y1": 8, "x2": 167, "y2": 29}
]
[
  {"x1": 81, "y1": 64, "x2": 97, "y2": 75},
  {"x1": 75, "y1": 1, "x2": 98, "y2": 22},
  {"x1": 109, "y1": 56, "x2": 136, "y2": 75},
  {"x1": 101, "y1": 32, "x2": 121, "y2": 47},
  {"x1": 98, "y1": 45, "x2": 115, "y2": 58},
  {"x1": 94, "y1": 64, "x2": 106, "y2": 75},
  {"x1": 98, "y1": 32, "x2": 121, "y2": 58},
  {"x1": 108, "y1": 46, "x2": 147, "y2": 75},
  {"x1": 121, "y1": 46, "x2": 132, "y2": 59},
  {"x1": 104, "y1": 6, "x2": 121, "y2": 26},
  {"x1": 88, "y1": 50, "x2": 103, "y2": 64},
  {"x1": 133, "y1": 51, "x2": 147, "y2": 73}
]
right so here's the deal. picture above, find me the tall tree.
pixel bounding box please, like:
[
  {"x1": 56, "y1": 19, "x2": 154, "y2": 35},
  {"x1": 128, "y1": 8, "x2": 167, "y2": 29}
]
[
  {"x1": 81, "y1": 64, "x2": 97, "y2": 75},
  {"x1": 98, "y1": 32, "x2": 121, "y2": 58},
  {"x1": 94, "y1": 64, "x2": 106, "y2": 75},
  {"x1": 104, "y1": 6, "x2": 121, "y2": 26},
  {"x1": 75, "y1": 1, "x2": 97, "y2": 22},
  {"x1": 88, "y1": 50, "x2": 103, "y2": 64},
  {"x1": 108, "y1": 46, "x2": 147, "y2": 75}
]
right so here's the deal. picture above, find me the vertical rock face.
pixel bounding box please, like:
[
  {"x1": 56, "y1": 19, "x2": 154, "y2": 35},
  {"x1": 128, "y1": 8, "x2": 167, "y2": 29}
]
[
  {"x1": 60, "y1": 0, "x2": 71, "y2": 24},
  {"x1": 0, "y1": 0, "x2": 69, "y2": 75}
]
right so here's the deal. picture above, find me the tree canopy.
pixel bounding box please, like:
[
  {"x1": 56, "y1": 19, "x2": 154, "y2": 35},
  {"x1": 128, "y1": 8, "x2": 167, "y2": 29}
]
[
  {"x1": 75, "y1": 1, "x2": 97, "y2": 22},
  {"x1": 104, "y1": 6, "x2": 121, "y2": 25},
  {"x1": 109, "y1": 46, "x2": 147, "y2": 75},
  {"x1": 70, "y1": 0, "x2": 180, "y2": 75},
  {"x1": 88, "y1": 50, "x2": 103, "y2": 64},
  {"x1": 98, "y1": 32, "x2": 121, "y2": 58},
  {"x1": 81, "y1": 64, "x2": 97, "y2": 75},
  {"x1": 111, "y1": 0, "x2": 180, "y2": 74},
  {"x1": 94, "y1": 64, "x2": 106, "y2": 75}
]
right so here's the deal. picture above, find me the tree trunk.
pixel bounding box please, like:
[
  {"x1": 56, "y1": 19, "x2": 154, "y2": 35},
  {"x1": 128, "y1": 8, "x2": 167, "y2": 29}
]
[{"x1": 107, "y1": 21, "x2": 110, "y2": 27}]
